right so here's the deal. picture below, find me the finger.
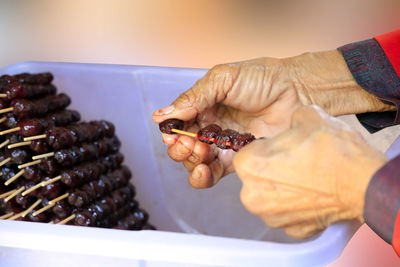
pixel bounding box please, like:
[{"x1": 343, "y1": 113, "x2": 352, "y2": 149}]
[
  {"x1": 284, "y1": 222, "x2": 324, "y2": 240},
  {"x1": 152, "y1": 64, "x2": 236, "y2": 123},
  {"x1": 182, "y1": 143, "x2": 213, "y2": 172},
  {"x1": 186, "y1": 140, "x2": 212, "y2": 165},
  {"x1": 188, "y1": 160, "x2": 224, "y2": 189},
  {"x1": 162, "y1": 133, "x2": 179, "y2": 146},
  {"x1": 167, "y1": 135, "x2": 196, "y2": 162}
]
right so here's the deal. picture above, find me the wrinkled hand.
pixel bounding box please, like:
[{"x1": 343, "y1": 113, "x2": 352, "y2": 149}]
[
  {"x1": 153, "y1": 57, "x2": 303, "y2": 188},
  {"x1": 152, "y1": 50, "x2": 392, "y2": 189},
  {"x1": 233, "y1": 105, "x2": 388, "y2": 239}
]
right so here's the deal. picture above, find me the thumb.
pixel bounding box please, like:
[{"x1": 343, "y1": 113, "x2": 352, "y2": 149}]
[{"x1": 152, "y1": 64, "x2": 236, "y2": 123}]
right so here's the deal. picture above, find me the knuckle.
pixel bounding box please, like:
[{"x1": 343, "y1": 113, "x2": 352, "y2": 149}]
[
  {"x1": 187, "y1": 153, "x2": 200, "y2": 164},
  {"x1": 174, "y1": 90, "x2": 196, "y2": 108}
]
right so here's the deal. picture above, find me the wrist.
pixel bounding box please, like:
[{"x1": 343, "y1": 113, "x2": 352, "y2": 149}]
[
  {"x1": 286, "y1": 50, "x2": 395, "y2": 116},
  {"x1": 344, "y1": 155, "x2": 388, "y2": 222}
]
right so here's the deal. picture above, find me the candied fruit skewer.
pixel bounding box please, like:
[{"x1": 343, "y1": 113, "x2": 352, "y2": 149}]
[
  {"x1": 1, "y1": 83, "x2": 56, "y2": 101},
  {"x1": 0, "y1": 73, "x2": 53, "y2": 88},
  {"x1": 159, "y1": 118, "x2": 256, "y2": 151},
  {"x1": 0, "y1": 93, "x2": 71, "y2": 119},
  {"x1": 23, "y1": 120, "x2": 115, "y2": 149},
  {"x1": 31, "y1": 136, "x2": 121, "y2": 167},
  {"x1": 22, "y1": 152, "x2": 124, "y2": 196},
  {"x1": 67, "y1": 166, "x2": 131, "y2": 208},
  {"x1": 3, "y1": 109, "x2": 81, "y2": 138},
  {"x1": 73, "y1": 185, "x2": 135, "y2": 226}
]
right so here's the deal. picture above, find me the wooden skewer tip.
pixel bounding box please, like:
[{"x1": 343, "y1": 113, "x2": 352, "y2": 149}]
[
  {"x1": 23, "y1": 134, "x2": 46, "y2": 142},
  {"x1": 4, "y1": 186, "x2": 25, "y2": 202},
  {"x1": 49, "y1": 193, "x2": 69, "y2": 204},
  {"x1": 0, "y1": 157, "x2": 11, "y2": 167},
  {"x1": 32, "y1": 152, "x2": 54, "y2": 160},
  {"x1": 0, "y1": 212, "x2": 14, "y2": 220},
  {"x1": 56, "y1": 214, "x2": 76, "y2": 225},
  {"x1": 4, "y1": 169, "x2": 25, "y2": 186},
  {"x1": 41, "y1": 175, "x2": 62, "y2": 187},
  {"x1": 0, "y1": 139, "x2": 10, "y2": 149},
  {"x1": 22, "y1": 176, "x2": 61, "y2": 196},
  {"x1": 0, "y1": 116, "x2": 6, "y2": 123},
  {"x1": 18, "y1": 159, "x2": 41, "y2": 169},
  {"x1": 0, "y1": 107, "x2": 13, "y2": 114},
  {"x1": 0, "y1": 94, "x2": 6, "y2": 98},
  {"x1": 21, "y1": 199, "x2": 42, "y2": 218},
  {"x1": 0, "y1": 126, "x2": 20, "y2": 135},
  {"x1": 7, "y1": 211, "x2": 25, "y2": 221},
  {"x1": 32, "y1": 203, "x2": 55, "y2": 217},
  {"x1": 0, "y1": 189, "x2": 16, "y2": 199},
  {"x1": 8, "y1": 141, "x2": 31, "y2": 149},
  {"x1": 171, "y1": 128, "x2": 197, "y2": 138}
]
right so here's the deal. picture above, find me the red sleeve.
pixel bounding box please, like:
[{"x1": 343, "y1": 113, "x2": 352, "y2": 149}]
[
  {"x1": 375, "y1": 29, "x2": 400, "y2": 77},
  {"x1": 393, "y1": 210, "x2": 400, "y2": 257}
]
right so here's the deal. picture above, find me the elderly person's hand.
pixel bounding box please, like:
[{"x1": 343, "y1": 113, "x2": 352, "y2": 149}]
[
  {"x1": 233, "y1": 105, "x2": 388, "y2": 239},
  {"x1": 153, "y1": 50, "x2": 393, "y2": 189}
]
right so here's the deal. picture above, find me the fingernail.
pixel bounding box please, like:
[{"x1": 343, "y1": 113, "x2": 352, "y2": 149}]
[{"x1": 154, "y1": 105, "x2": 175, "y2": 116}]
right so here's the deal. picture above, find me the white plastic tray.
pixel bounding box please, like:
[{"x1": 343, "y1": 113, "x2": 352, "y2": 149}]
[{"x1": 0, "y1": 61, "x2": 393, "y2": 267}]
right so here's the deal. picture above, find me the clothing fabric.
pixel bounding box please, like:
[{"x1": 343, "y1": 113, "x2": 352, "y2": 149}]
[{"x1": 338, "y1": 29, "x2": 400, "y2": 256}]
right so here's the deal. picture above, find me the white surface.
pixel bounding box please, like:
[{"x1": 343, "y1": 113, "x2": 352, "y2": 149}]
[{"x1": 0, "y1": 61, "x2": 382, "y2": 267}]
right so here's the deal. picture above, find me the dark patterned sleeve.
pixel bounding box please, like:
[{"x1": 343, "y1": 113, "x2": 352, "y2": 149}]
[{"x1": 338, "y1": 31, "x2": 400, "y2": 133}]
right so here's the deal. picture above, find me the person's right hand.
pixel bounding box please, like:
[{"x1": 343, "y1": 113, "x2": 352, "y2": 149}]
[{"x1": 152, "y1": 50, "x2": 393, "y2": 189}]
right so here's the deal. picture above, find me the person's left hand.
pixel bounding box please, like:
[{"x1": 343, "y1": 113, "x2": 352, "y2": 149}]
[{"x1": 233, "y1": 105, "x2": 388, "y2": 239}]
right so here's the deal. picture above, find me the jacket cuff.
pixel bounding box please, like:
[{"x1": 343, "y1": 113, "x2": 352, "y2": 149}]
[
  {"x1": 364, "y1": 154, "x2": 400, "y2": 244},
  {"x1": 338, "y1": 39, "x2": 400, "y2": 133}
]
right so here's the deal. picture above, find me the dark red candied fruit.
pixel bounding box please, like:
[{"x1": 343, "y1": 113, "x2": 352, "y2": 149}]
[
  {"x1": 30, "y1": 139, "x2": 51, "y2": 154},
  {"x1": 197, "y1": 124, "x2": 222, "y2": 144},
  {"x1": 231, "y1": 133, "x2": 256, "y2": 152},
  {"x1": 159, "y1": 119, "x2": 184, "y2": 134},
  {"x1": 215, "y1": 129, "x2": 239, "y2": 149},
  {"x1": 18, "y1": 119, "x2": 43, "y2": 136}
]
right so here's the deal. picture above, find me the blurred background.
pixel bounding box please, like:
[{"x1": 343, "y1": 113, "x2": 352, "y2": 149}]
[{"x1": 0, "y1": 0, "x2": 399, "y2": 266}]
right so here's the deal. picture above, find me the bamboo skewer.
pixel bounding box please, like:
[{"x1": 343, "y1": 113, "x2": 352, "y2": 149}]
[
  {"x1": 18, "y1": 160, "x2": 41, "y2": 169},
  {"x1": 7, "y1": 211, "x2": 25, "y2": 221},
  {"x1": 32, "y1": 193, "x2": 69, "y2": 217},
  {"x1": 24, "y1": 134, "x2": 46, "y2": 142},
  {"x1": 57, "y1": 214, "x2": 76, "y2": 225},
  {"x1": 4, "y1": 186, "x2": 25, "y2": 202},
  {"x1": 50, "y1": 193, "x2": 69, "y2": 204},
  {"x1": 21, "y1": 199, "x2": 42, "y2": 218},
  {"x1": 171, "y1": 128, "x2": 231, "y2": 146},
  {"x1": 0, "y1": 126, "x2": 20, "y2": 135},
  {"x1": 22, "y1": 176, "x2": 62, "y2": 196},
  {"x1": 7, "y1": 199, "x2": 42, "y2": 220},
  {"x1": 0, "y1": 212, "x2": 14, "y2": 220},
  {"x1": 0, "y1": 107, "x2": 13, "y2": 114},
  {"x1": 4, "y1": 170, "x2": 25, "y2": 186},
  {"x1": 0, "y1": 157, "x2": 11, "y2": 167},
  {"x1": 32, "y1": 203, "x2": 55, "y2": 217},
  {"x1": 8, "y1": 141, "x2": 31, "y2": 149},
  {"x1": 0, "y1": 139, "x2": 10, "y2": 149},
  {"x1": 32, "y1": 152, "x2": 54, "y2": 160},
  {"x1": 171, "y1": 128, "x2": 197, "y2": 137},
  {"x1": 0, "y1": 189, "x2": 16, "y2": 199},
  {"x1": 0, "y1": 116, "x2": 6, "y2": 123},
  {"x1": 0, "y1": 94, "x2": 7, "y2": 98}
]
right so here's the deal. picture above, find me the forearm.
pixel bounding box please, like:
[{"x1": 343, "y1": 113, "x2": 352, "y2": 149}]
[{"x1": 288, "y1": 50, "x2": 396, "y2": 116}]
